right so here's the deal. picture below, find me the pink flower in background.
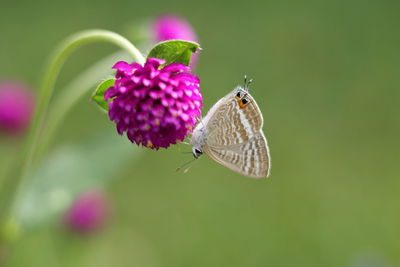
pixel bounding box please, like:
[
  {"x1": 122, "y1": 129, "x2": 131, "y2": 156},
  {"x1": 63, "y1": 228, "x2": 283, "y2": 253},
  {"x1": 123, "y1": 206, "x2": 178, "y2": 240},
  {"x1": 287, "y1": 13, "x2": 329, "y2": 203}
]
[
  {"x1": 152, "y1": 14, "x2": 199, "y2": 68},
  {"x1": 153, "y1": 14, "x2": 198, "y2": 42},
  {"x1": 105, "y1": 58, "x2": 202, "y2": 149},
  {"x1": 0, "y1": 81, "x2": 34, "y2": 135},
  {"x1": 65, "y1": 190, "x2": 110, "y2": 233}
]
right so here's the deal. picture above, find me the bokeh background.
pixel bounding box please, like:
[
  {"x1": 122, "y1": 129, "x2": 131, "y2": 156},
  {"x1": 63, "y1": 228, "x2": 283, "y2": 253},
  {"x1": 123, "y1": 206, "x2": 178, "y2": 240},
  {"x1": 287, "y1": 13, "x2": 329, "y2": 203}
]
[{"x1": 1, "y1": 0, "x2": 400, "y2": 266}]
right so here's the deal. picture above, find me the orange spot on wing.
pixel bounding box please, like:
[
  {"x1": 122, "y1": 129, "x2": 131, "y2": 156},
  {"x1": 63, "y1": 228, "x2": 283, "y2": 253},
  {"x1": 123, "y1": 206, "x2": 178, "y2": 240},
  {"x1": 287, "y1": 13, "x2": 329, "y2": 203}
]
[{"x1": 239, "y1": 99, "x2": 250, "y2": 108}]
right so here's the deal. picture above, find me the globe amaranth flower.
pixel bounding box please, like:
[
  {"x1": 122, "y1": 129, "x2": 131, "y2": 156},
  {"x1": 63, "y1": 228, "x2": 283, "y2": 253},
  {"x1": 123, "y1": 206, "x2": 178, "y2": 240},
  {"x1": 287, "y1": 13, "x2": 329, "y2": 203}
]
[
  {"x1": 152, "y1": 14, "x2": 199, "y2": 68},
  {"x1": 105, "y1": 58, "x2": 202, "y2": 149},
  {"x1": 0, "y1": 81, "x2": 34, "y2": 135},
  {"x1": 64, "y1": 190, "x2": 110, "y2": 233},
  {"x1": 152, "y1": 14, "x2": 197, "y2": 42}
]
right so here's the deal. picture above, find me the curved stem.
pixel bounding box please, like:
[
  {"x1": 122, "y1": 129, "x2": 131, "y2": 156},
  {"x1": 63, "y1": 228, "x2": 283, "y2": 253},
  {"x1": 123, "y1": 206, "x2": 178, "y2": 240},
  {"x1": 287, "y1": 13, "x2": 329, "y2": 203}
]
[
  {"x1": 26, "y1": 30, "x2": 144, "y2": 176},
  {"x1": 0, "y1": 30, "x2": 145, "y2": 227},
  {"x1": 35, "y1": 51, "x2": 129, "y2": 161}
]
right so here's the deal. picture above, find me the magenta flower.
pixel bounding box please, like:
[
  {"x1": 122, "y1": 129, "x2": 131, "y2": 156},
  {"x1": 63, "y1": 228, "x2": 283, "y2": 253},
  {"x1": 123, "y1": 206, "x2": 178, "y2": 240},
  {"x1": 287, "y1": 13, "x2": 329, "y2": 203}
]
[
  {"x1": 152, "y1": 14, "x2": 199, "y2": 67},
  {"x1": 105, "y1": 58, "x2": 202, "y2": 149},
  {"x1": 0, "y1": 81, "x2": 34, "y2": 135},
  {"x1": 65, "y1": 190, "x2": 110, "y2": 233},
  {"x1": 152, "y1": 14, "x2": 198, "y2": 42}
]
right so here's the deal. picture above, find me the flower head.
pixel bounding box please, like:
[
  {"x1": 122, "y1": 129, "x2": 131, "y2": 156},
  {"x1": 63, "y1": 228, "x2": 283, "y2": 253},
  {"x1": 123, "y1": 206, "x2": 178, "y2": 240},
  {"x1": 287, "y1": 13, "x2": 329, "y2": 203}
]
[
  {"x1": 65, "y1": 190, "x2": 109, "y2": 233},
  {"x1": 152, "y1": 14, "x2": 199, "y2": 68},
  {"x1": 0, "y1": 81, "x2": 34, "y2": 135},
  {"x1": 152, "y1": 14, "x2": 198, "y2": 43},
  {"x1": 105, "y1": 58, "x2": 202, "y2": 149}
]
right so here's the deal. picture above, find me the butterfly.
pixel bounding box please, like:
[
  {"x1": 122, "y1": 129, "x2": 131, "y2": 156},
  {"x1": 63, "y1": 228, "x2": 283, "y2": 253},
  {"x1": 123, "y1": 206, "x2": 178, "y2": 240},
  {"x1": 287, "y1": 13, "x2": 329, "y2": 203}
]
[{"x1": 190, "y1": 77, "x2": 271, "y2": 178}]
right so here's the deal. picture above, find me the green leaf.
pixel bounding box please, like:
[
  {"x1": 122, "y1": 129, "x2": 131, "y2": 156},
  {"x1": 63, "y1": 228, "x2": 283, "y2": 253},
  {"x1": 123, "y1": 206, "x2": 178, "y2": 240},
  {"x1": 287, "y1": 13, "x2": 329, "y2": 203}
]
[
  {"x1": 12, "y1": 132, "x2": 141, "y2": 228},
  {"x1": 147, "y1": 40, "x2": 200, "y2": 66},
  {"x1": 92, "y1": 78, "x2": 115, "y2": 111}
]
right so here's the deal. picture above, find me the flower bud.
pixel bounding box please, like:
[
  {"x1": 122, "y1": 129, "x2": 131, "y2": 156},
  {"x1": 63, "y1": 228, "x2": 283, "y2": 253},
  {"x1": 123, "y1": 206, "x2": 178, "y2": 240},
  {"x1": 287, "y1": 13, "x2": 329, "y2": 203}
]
[
  {"x1": 64, "y1": 190, "x2": 110, "y2": 233},
  {"x1": 0, "y1": 81, "x2": 34, "y2": 135}
]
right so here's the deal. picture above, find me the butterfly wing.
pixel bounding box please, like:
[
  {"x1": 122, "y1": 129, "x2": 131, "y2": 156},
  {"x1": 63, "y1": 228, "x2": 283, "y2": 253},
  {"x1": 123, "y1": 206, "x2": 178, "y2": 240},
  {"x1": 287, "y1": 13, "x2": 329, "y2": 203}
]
[
  {"x1": 204, "y1": 132, "x2": 270, "y2": 178},
  {"x1": 205, "y1": 91, "x2": 263, "y2": 146},
  {"x1": 202, "y1": 89, "x2": 271, "y2": 178}
]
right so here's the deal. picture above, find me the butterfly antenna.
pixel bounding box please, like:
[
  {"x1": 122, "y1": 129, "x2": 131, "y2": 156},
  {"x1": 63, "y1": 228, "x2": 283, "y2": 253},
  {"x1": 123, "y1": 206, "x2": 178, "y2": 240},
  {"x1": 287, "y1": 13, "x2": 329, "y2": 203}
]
[
  {"x1": 176, "y1": 158, "x2": 197, "y2": 172},
  {"x1": 183, "y1": 158, "x2": 200, "y2": 174},
  {"x1": 183, "y1": 163, "x2": 196, "y2": 174}
]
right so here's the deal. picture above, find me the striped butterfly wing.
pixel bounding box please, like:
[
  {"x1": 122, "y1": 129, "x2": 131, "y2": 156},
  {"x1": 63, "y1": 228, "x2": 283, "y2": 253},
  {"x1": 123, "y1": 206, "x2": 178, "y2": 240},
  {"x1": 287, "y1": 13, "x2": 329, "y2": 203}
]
[
  {"x1": 203, "y1": 89, "x2": 271, "y2": 178},
  {"x1": 204, "y1": 132, "x2": 270, "y2": 178}
]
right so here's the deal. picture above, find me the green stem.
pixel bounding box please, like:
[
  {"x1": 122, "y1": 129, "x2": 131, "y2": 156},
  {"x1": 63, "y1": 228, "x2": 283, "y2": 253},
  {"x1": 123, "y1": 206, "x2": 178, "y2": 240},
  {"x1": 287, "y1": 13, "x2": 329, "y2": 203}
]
[
  {"x1": 35, "y1": 51, "x2": 130, "y2": 161},
  {"x1": 0, "y1": 30, "x2": 145, "y2": 229}
]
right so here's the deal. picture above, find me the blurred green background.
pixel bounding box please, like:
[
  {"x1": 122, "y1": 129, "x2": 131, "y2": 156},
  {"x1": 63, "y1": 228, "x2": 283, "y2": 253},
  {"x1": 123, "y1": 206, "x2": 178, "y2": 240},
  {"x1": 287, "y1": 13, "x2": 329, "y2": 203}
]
[{"x1": 1, "y1": 0, "x2": 400, "y2": 266}]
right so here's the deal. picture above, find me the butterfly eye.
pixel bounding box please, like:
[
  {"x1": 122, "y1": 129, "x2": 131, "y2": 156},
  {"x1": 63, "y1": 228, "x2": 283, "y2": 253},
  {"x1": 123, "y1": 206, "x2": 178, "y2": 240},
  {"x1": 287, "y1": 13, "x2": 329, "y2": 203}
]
[
  {"x1": 236, "y1": 91, "x2": 244, "y2": 99},
  {"x1": 193, "y1": 148, "x2": 203, "y2": 158},
  {"x1": 239, "y1": 97, "x2": 250, "y2": 108}
]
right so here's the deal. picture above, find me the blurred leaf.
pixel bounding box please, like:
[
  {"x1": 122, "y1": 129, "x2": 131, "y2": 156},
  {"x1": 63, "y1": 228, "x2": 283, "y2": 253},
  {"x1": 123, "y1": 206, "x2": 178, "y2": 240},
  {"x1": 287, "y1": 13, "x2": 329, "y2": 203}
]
[
  {"x1": 92, "y1": 78, "x2": 115, "y2": 112},
  {"x1": 147, "y1": 40, "x2": 200, "y2": 66},
  {"x1": 12, "y1": 132, "x2": 140, "y2": 228}
]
